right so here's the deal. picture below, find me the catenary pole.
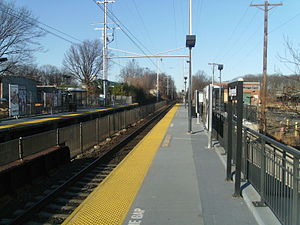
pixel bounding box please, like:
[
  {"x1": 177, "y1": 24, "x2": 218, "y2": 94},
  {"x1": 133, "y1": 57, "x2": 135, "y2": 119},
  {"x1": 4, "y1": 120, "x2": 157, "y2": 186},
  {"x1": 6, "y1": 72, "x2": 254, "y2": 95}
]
[
  {"x1": 97, "y1": 1, "x2": 115, "y2": 106},
  {"x1": 103, "y1": 1, "x2": 108, "y2": 106}
]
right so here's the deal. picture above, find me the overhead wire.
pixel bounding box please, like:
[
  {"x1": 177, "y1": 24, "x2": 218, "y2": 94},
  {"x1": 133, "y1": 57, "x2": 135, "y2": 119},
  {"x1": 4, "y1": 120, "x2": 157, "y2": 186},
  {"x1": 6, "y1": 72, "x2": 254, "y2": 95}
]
[
  {"x1": 0, "y1": 2, "x2": 82, "y2": 45},
  {"x1": 231, "y1": 8, "x2": 281, "y2": 65},
  {"x1": 172, "y1": 0, "x2": 178, "y2": 47},
  {"x1": 194, "y1": 0, "x2": 203, "y2": 36},
  {"x1": 269, "y1": 11, "x2": 300, "y2": 34},
  {"x1": 217, "y1": 1, "x2": 257, "y2": 61},
  {"x1": 131, "y1": 0, "x2": 155, "y2": 49},
  {"x1": 230, "y1": 8, "x2": 283, "y2": 73},
  {"x1": 91, "y1": 0, "x2": 158, "y2": 69}
]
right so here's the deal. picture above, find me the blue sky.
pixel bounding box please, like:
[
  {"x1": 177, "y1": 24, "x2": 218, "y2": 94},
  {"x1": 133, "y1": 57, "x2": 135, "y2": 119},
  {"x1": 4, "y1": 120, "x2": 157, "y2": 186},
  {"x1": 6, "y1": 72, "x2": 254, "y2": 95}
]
[{"x1": 14, "y1": 0, "x2": 300, "y2": 91}]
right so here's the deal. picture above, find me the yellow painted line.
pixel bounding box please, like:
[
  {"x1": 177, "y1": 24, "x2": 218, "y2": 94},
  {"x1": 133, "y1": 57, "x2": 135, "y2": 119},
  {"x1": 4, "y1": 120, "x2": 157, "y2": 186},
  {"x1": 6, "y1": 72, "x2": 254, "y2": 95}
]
[
  {"x1": 0, "y1": 104, "x2": 137, "y2": 130},
  {"x1": 62, "y1": 105, "x2": 178, "y2": 225}
]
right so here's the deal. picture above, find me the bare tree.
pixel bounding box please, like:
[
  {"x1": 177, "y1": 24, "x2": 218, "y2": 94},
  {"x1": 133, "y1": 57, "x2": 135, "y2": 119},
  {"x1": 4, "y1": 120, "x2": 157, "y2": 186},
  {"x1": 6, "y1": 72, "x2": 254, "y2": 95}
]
[
  {"x1": 192, "y1": 70, "x2": 210, "y2": 93},
  {"x1": 279, "y1": 37, "x2": 300, "y2": 75},
  {"x1": 63, "y1": 39, "x2": 102, "y2": 91},
  {"x1": 276, "y1": 37, "x2": 300, "y2": 114},
  {"x1": 143, "y1": 72, "x2": 156, "y2": 92},
  {"x1": 39, "y1": 65, "x2": 64, "y2": 85},
  {"x1": 120, "y1": 60, "x2": 144, "y2": 85},
  {"x1": 0, "y1": 0, "x2": 45, "y2": 76},
  {"x1": 12, "y1": 64, "x2": 41, "y2": 82}
]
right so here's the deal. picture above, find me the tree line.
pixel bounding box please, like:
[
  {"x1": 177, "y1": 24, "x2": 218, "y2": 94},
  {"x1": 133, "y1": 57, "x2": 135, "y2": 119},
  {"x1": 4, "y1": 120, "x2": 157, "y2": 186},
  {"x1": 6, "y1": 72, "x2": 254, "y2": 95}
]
[{"x1": 0, "y1": 0, "x2": 299, "y2": 105}]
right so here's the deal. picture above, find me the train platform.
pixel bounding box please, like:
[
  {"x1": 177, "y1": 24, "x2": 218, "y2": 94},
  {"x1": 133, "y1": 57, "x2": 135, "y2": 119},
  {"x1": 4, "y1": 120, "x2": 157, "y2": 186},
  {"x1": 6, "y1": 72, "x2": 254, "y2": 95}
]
[
  {"x1": 62, "y1": 104, "x2": 277, "y2": 225},
  {"x1": 0, "y1": 104, "x2": 136, "y2": 130}
]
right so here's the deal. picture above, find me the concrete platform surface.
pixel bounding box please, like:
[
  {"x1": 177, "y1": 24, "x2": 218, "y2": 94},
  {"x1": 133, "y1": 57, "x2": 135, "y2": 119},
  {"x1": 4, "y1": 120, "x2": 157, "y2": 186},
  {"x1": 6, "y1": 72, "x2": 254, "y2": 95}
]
[{"x1": 123, "y1": 105, "x2": 259, "y2": 225}]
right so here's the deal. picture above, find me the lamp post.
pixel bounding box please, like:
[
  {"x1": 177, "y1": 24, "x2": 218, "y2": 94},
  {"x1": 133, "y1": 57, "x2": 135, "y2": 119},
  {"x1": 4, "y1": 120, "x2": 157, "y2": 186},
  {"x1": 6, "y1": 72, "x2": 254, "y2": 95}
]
[
  {"x1": 184, "y1": 76, "x2": 187, "y2": 108},
  {"x1": 218, "y1": 64, "x2": 223, "y2": 111},
  {"x1": 186, "y1": 0, "x2": 196, "y2": 133}
]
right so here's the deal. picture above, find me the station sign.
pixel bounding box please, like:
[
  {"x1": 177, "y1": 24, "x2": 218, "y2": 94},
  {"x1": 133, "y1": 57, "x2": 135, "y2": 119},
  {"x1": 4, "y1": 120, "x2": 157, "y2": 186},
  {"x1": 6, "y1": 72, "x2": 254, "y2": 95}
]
[{"x1": 229, "y1": 87, "x2": 237, "y2": 97}]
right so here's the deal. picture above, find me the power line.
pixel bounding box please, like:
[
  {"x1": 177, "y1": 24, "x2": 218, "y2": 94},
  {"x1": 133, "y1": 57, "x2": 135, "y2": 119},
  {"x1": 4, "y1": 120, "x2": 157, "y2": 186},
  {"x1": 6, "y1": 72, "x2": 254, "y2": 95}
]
[
  {"x1": 224, "y1": 6, "x2": 279, "y2": 65},
  {"x1": 269, "y1": 11, "x2": 300, "y2": 34},
  {"x1": 131, "y1": 0, "x2": 155, "y2": 49},
  {"x1": 0, "y1": 3, "x2": 83, "y2": 45},
  {"x1": 195, "y1": 0, "x2": 204, "y2": 35},
  {"x1": 172, "y1": 0, "x2": 178, "y2": 47},
  {"x1": 91, "y1": 0, "x2": 157, "y2": 69},
  {"x1": 218, "y1": 3, "x2": 258, "y2": 61}
]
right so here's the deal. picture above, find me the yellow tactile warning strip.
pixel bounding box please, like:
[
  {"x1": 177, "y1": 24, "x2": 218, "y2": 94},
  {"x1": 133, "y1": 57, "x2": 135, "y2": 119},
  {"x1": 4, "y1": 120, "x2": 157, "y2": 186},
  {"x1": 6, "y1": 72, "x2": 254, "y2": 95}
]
[
  {"x1": 62, "y1": 104, "x2": 179, "y2": 225},
  {"x1": 0, "y1": 103, "x2": 138, "y2": 130}
]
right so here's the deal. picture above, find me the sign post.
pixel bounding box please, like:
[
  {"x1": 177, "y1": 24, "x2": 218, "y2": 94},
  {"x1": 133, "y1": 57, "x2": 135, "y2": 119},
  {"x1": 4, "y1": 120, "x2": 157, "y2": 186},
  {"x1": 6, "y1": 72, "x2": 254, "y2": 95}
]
[{"x1": 226, "y1": 81, "x2": 243, "y2": 197}]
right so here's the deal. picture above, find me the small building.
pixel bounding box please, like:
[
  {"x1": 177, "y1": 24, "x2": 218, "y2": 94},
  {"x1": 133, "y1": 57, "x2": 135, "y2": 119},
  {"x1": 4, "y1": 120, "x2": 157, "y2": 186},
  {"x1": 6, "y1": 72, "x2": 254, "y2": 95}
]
[
  {"x1": 222, "y1": 82, "x2": 260, "y2": 105},
  {"x1": 0, "y1": 76, "x2": 37, "y2": 116},
  {"x1": 37, "y1": 85, "x2": 64, "y2": 107}
]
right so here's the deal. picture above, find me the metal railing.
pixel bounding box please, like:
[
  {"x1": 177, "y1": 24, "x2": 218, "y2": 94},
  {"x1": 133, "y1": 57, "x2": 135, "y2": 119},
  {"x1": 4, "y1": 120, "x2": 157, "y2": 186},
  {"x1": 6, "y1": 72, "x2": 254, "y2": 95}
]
[
  {"x1": 0, "y1": 101, "x2": 167, "y2": 166},
  {"x1": 212, "y1": 111, "x2": 300, "y2": 225}
]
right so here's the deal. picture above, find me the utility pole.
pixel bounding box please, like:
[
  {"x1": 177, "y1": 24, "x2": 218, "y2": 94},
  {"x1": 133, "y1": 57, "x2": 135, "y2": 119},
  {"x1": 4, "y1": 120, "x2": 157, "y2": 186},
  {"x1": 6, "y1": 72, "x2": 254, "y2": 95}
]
[
  {"x1": 97, "y1": 0, "x2": 114, "y2": 106},
  {"x1": 251, "y1": 1, "x2": 282, "y2": 134}
]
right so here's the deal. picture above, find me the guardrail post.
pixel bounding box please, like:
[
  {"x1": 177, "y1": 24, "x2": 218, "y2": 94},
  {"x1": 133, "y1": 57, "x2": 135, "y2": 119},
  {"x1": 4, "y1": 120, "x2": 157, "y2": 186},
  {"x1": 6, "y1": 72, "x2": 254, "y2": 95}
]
[
  {"x1": 113, "y1": 110, "x2": 116, "y2": 133},
  {"x1": 253, "y1": 138, "x2": 267, "y2": 207},
  {"x1": 80, "y1": 122, "x2": 83, "y2": 153},
  {"x1": 123, "y1": 109, "x2": 127, "y2": 129},
  {"x1": 282, "y1": 151, "x2": 286, "y2": 192},
  {"x1": 243, "y1": 127, "x2": 249, "y2": 180},
  {"x1": 108, "y1": 115, "x2": 111, "y2": 137},
  {"x1": 18, "y1": 137, "x2": 23, "y2": 160},
  {"x1": 118, "y1": 112, "x2": 121, "y2": 130},
  {"x1": 96, "y1": 118, "x2": 99, "y2": 143},
  {"x1": 56, "y1": 128, "x2": 60, "y2": 146},
  {"x1": 292, "y1": 156, "x2": 299, "y2": 225},
  {"x1": 233, "y1": 81, "x2": 243, "y2": 197},
  {"x1": 226, "y1": 100, "x2": 233, "y2": 181}
]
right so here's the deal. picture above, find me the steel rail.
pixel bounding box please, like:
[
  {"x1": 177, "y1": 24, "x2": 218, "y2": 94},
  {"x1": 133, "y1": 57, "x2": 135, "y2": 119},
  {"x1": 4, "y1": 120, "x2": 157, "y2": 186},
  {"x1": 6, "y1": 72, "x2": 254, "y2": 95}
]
[{"x1": 9, "y1": 103, "x2": 174, "y2": 225}]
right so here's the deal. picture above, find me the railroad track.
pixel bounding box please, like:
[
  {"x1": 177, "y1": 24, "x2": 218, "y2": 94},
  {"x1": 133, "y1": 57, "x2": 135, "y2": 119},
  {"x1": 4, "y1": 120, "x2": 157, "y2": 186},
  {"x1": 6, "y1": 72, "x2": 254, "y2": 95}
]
[{"x1": 3, "y1": 103, "x2": 173, "y2": 225}]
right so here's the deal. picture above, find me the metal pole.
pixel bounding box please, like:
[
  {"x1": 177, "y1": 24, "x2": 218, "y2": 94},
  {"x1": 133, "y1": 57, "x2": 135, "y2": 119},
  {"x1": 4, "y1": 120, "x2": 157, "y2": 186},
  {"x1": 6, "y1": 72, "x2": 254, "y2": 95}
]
[
  {"x1": 208, "y1": 66, "x2": 215, "y2": 148},
  {"x1": 184, "y1": 78, "x2": 187, "y2": 108},
  {"x1": 292, "y1": 156, "x2": 299, "y2": 225},
  {"x1": 103, "y1": 1, "x2": 108, "y2": 106},
  {"x1": 226, "y1": 99, "x2": 233, "y2": 181},
  {"x1": 219, "y1": 70, "x2": 222, "y2": 111},
  {"x1": 233, "y1": 81, "x2": 243, "y2": 197},
  {"x1": 188, "y1": 48, "x2": 192, "y2": 133},
  {"x1": 187, "y1": 0, "x2": 193, "y2": 133},
  {"x1": 189, "y1": 0, "x2": 192, "y2": 34}
]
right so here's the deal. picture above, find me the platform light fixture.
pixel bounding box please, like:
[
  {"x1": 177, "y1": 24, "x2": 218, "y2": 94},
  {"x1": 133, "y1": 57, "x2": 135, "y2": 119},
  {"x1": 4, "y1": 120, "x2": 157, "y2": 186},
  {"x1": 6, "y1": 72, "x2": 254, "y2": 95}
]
[
  {"x1": 186, "y1": 0, "x2": 196, "y2": 133},
  {"x1": 218, "y1": 64, "x2": 223, "y2": 111}
]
